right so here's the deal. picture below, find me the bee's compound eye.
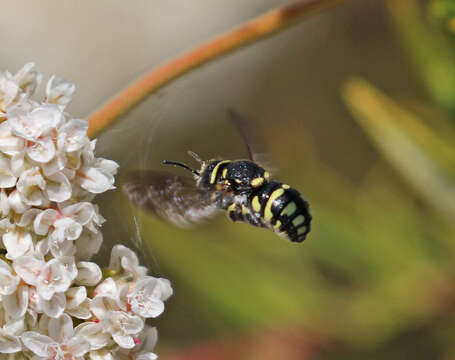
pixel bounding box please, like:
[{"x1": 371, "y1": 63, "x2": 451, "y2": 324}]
[
  {"x1": 250, "y1": 177, "x2": 264, "y2": 187},
  {"x1": 264, "y1": 171, "x2": 270, "y2": 180}
]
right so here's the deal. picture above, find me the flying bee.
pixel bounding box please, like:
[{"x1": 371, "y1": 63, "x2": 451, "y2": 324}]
[{"x1": 123, "y1": 111, "x2": 312, "y2": 243}]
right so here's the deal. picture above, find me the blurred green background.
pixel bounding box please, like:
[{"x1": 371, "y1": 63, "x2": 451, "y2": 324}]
[{"x1": 2, "y1": 0, "x2": 455, "y2": 358}]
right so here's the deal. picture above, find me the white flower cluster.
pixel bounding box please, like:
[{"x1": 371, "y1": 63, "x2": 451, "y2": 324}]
[{"x1": 0, "y1": 64, "x2": 172, "y2": 359}]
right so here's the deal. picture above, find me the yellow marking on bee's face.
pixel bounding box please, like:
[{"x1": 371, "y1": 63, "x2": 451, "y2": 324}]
[
  {"x1": 273, "y1": 220, "x2": 281, "y2": 229},
  {"x1": 281, "y1": 202, "x2": 296, "y2": 217},
  {"x1": 251, "y1": 177, "x2": 264, "y2": 187},
  {"x1": 282, "y1": 184, "x2": 290, "y2": 189},
  {"x1": 235, "y1": 179, "x2": 242, "y2": 184},
  {"x1": 264, "y1": 188, "x2": 284, "y2": 222},
  {"x1": 222, "y1": 168, "x2": 228, "y2": 178},
  {"x1": 252, "y1": 196, "x2": 261, "y2": 212},
  {"x1": 241, "y1": 206, "x2": 249, "y2": 215},
  {"x1": 292, "y1": 215, "x2": 305, "y2": 227},
  {"x1": 264, "y1": 171, "x2": 270, "y2": 180},
  {"x1": 297, "y1": 226, "x2": 307, "y2": 235},
  {"x1": 210, "y1": 160, "x2": 230, "y2": 184}
]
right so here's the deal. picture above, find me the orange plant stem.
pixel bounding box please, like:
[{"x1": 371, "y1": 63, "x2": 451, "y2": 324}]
[{"x1": 87, "y1": 0, "x2": 341, "y2": 136}]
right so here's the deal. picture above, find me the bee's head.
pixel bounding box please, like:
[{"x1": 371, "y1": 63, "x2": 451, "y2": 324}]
[
  {"x1": 224, "y1": 160, "x2": 269, "y2": 192},
  {"x1": 197, "y1": 159, "x2": 226, "y2": 190}
]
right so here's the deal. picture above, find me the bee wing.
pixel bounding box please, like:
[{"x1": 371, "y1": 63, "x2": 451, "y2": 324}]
[{"x1": 122, "y1": 170, "x2": 220, "y2": 227}]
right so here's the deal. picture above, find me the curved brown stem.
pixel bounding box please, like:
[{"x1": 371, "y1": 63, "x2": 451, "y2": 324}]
[{"x1": 87, "y1": 0, "x2": 342, "y2": 136}]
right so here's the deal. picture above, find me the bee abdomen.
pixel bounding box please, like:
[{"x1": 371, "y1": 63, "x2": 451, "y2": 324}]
[{"x1": 249, "y1": 182, "x2": 311, "y2": 243}]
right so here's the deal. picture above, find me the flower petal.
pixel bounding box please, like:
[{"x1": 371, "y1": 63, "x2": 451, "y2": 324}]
[
  {"x1": 26, "y1": 137, "x2": 56, "y2": 163},
  {"x1": 0, "y1": 258, "x2": 19, "y2": 295},
  {"x1": 45, "y1": 172, "x2": 71, "y2": 202},
  {"x1": 3, "y1": 284, "x2": 28, "y2": 318},
  {"x1": 58, "y1": 118, "x2": 88, "y2": 152},
  {"x1": 48, "y1": 313, "x2": 73, "y2": 342},
  {"x1": 45, "y1": 75, "x2": 75, "y2": 109},
  {"x1": 75, "y1": 261, "x2": 102, "y2": 286},
  {"x1": 42, "y1": 292, "x2": 66, "y2": 318},
  {"x1": 21, "y1": 331, "x2": 55, "y2": 356},
  {"x1": 77, "y1": 166, "x2": 114, "y2": 194},
  {"x1": 3, "y1": 228, "x2": 33, "y2": 259},
  {"x1": 0, "y1": 328, "x2": 22, "y2": 353}
]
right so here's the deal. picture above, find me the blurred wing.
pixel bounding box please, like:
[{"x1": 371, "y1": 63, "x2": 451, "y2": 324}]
[{"x1": 122, "y1": 170, "x2": 220, "y2": 227}]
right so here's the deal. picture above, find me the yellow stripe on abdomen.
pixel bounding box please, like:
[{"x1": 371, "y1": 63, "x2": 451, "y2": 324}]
[
  {"x1": 264, "y1": 188, "x2": 285, "y2": 222},
  {"x1": 281, "y1": 202, "x2": 296, "y2": 218},
  {"x1": 292, "y1": 215, "x2": 305, "y2": 227},
  {"x1": 252, "y1": 196, "x2": 261, "y2": 212}
]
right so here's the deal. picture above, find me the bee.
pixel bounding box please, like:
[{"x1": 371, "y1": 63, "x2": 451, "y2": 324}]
[{"x1": 123, "y1": 112, "x2": 312, "y2": 243}]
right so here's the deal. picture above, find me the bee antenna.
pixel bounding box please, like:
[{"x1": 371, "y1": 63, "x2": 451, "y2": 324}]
[
  {"x1": 227, "y1": 109, "x2": 255, "y2": 162},
  {"x1": 187, "y1": 150, "x2": 202, "y2": 163},
  {"x1": 162, "y1": 160, "x2": 200, "y2": 176}
]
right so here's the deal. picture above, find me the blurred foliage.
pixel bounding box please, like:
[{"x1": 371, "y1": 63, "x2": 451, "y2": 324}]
[
  {"x1": 428, "y1": 0, "x2": 455, "y2": 32},
  {"x1": 343, "y1": 77, "x2": 455, "y2": 222},
  {"x1": 388, "y1": 0, "x2": 455, "y2": 115},
  {"x1": 105, "y1": 0, "x2": 455, "y2": 358}
]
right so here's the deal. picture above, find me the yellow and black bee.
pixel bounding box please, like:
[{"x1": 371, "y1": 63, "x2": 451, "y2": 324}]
[{"x1": 123, "y1": 112, "x2": 312, "y2": 243}]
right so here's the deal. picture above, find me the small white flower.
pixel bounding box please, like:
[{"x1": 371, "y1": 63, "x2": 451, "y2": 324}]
[
  {"x1": 91, "y1": 279, "x2": 121, "y2": 313},
  {"x1": 109, "y1": 245, "x2": 147, "y2": 279},
  {"x1": 75, "y1": 261, "x2": 102, "y2": 286},
  {"x1": 16, "y1": 167, "x2": 47, "y2": 206},
  {"x1": 58, "y1": 119, "x2": 89, "y2": 152},
  {"x1": 75, "y1": 321, "x2": 112, "y2": 351},
  {"x1": 50, "y1": 217, "x2": 83, "y2": 244},
  {"x1": 104, "y1": 311, "x2": 144, "y2": 349},
  {"x1": 7, "y1": 104, "x2": 61, "y2": 142},
  {"x1": 117, "y1": 326, "x2": 158, "y2": 360},
  {"x1": 36, "y1": 259, "x2": 73, "y2": 300},
  {"x1": 26, "y1": 136, "x2": 56, "y2": 164},
  {"x1": 129, "y1": 277, "x2": 173, "y2": 318},
  {"x1": 62, "y1": 202, "x2": 96, "y2": 226},
  {"x1": 33, "y1": 208, "x2": 59, "y2": 235},
  {"x1": 15, "y1": 256, "x2": 73, "y2": 301},
  {"x1": 22, "y1": 314, "x2": 89, "y2": 359},
  {"x1": 0, "y1": 63, "x2": 170, "y2": 358},
  {"x1": 45, "y1": 75, "x2": 75, "y2": 110},
  {"x1": 76, "y1": 165, "x2": 116, "y2": 194},
  {"x1": 13, "y1": 255, "x2": 44, "y2": 286},
  {"x1": 14, "y1": 62, "x2": 42, "y2": 96}
]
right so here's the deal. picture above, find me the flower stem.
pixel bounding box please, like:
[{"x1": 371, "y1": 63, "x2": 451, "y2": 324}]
[{"x1": 87, "y1": 0, "x2": 342, "y2": 136}]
